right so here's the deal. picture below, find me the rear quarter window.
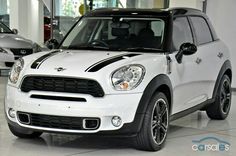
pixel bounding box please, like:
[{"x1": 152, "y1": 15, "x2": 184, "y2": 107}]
[{"x1": 190, "y1": 16, "x2": 213, "y2": 45}]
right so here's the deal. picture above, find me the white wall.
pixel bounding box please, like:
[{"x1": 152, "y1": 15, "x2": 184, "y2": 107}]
[
  {"x1": 207, "y1": 0, "x2": 236, "y2": 87},
  {"x1": 169, "y1": 0, "x2": 204, "y2": 10},
  {"x1": 9, "y1": 0, "x2": 44, "y2": 44},
  {"x1": 0, "y1": 0, "x2": 8, "y2": 14}
]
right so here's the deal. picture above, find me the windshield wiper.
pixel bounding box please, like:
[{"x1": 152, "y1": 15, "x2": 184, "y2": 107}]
[
  {"x1": 122, "y1": 47, "x2": 162, "y2": 52},
  {"x1": 67, "y1": 45, "x2": 110, "y2": 51}
]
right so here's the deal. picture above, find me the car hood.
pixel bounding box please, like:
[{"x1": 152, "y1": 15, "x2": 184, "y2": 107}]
[
  {"x1": 0, "y1": 34, "x2": 34, "y2": 48},
  {"x1": 27, "y1": 50, "x2": 144, "y2": 74}
]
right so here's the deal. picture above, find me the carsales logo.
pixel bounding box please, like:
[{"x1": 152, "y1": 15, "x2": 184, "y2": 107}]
[{"x1": 192, "y1": 137, "x2": 230, "y2": 152}]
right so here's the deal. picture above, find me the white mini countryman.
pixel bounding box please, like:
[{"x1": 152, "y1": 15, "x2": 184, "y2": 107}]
[{"x1": 5, "y1": 8, "x2": 232, "y2": 151}]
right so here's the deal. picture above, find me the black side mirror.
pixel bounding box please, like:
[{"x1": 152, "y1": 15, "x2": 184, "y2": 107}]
[
  {"x1": 175, "y1": 43, "x2": 197, "y2": 64},
  {"x1": 12, "y1": 29, "x2": 18, "y2": 34},
  {"x1": 45, "y1": 39, "x2": 59, "y2": 50}
]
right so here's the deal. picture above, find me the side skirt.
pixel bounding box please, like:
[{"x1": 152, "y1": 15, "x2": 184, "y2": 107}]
[{"x1": 170, "y1": 98, "x2": 215, "y2": 121}]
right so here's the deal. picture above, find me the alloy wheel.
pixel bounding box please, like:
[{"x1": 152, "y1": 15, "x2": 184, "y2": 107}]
[
  {"x1": 151, "y1": 98, "x2": 168, "y2": 145},
  {"x1": 220, "y1": 79, "x2": 231, "y2": 114}
]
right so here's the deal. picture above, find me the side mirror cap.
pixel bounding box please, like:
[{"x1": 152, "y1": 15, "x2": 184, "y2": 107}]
[
  {"x1": 180, "y1": 43, "x2": 197, "y2": 55},
  {"x1": 175, "y1": 43, "x2": 197, "y2": 64},
  {"x1": 45, "y1": 39, "x2": 59, "y2": 50},
  {"x1": 12, "y1": 29, "x2": 18, "y2": 34}
]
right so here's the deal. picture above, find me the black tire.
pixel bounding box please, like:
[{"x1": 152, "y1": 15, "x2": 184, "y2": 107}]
[
  {"x1": 206, "y1": 75, "x2": 232, "y2": 120},
  {"x1": 8, "y1": 124, "x2": 42, "y2": 139},
  {"x1": 134, "y1": 92, "x2": 169, "y2": 151}
]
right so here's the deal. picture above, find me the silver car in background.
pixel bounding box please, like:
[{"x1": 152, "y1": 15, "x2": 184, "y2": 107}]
[{"x1": 0, "y1": 22, "x2": 42, "y2": 70}]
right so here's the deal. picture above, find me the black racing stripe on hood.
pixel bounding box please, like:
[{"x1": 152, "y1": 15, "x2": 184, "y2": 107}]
[
  {"x1": 86, "y1": 53, "x2": 141, "y2": 72},
  {"x1": 31, "y1": 51, "x2": 60, "y2": 69}
]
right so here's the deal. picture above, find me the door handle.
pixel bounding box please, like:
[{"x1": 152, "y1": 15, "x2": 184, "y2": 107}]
[
  {"x1": 195, "y1": 58, "x2": 202, "y2": 64},
  {"x1": 218, "y1": 52, "x2": 223, "y2": 59}
]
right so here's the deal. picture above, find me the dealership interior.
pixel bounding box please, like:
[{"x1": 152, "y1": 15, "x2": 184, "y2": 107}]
[{"x1": 1, "y1": 0, "x2": 236, "y2": 155}]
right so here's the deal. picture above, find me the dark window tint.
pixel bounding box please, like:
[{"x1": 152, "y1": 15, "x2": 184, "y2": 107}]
[
  {"x1": 172, "y1": 17, "x2": 193, "y2": 51},
  {"x1": 0, "y1": 22, "x2": 12, "y2": 33},
  {"x1": 190, "y1": 16, "x2": 213, "y2": 45}
]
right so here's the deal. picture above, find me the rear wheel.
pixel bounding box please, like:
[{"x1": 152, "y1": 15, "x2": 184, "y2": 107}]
[
  {"x1": 8, "y1": 124, "x2": 42, "y2": 139},
  {"x1": 134, "y1": 92, "x2": 169, "y2": 151},
  {"x1": 206, "y1": 75, "x2": 232, "y2": 120}
]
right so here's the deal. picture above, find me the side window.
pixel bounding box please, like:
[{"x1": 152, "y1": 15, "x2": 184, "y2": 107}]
[
  {"x1": 172, "y1": 17, "x2": 193, "y2": 51},
  {"x1": 190, "y1": 16, "x2": 213, "y2": 45}
]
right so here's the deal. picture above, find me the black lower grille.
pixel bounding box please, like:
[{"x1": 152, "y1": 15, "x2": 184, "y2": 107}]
[
  {"x1": 5, "y1": 62, "x2": 14, "y2": 67},
  {"x1": 20, "y1": 76, "x2": 105, "y2": 97},
  {"x1": 10, "y1": 48, "x2": 33, "y2": 56},
  {"x1": 18, "y1": 112, "x2": 100, "y2": 130}
]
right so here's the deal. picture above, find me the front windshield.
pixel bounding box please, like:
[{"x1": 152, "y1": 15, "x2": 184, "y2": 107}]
[
  {"x1": 61, "y1": 17, "x2": 166, "y2": 52},
  {"x1": 0, "y1": 22, "x2": 12, "y2": 33}
]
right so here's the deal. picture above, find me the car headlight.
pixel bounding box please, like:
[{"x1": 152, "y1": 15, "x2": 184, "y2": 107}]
[
  {"x1": 111, "y1": 65, "x2": 145, "y2": 90},
  {"x1": 9, "y1": 58, "x2": 24, "y2": 84},
  {"x1": 0, "y1": 47, "x2": 8, "y2": 53},
  {"x1": 33, "y1": 43, "x2": 42, "y2": 53}
]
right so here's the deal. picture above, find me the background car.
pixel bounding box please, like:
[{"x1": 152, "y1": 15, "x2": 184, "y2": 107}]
[{"x1": 0, "y1": 22, "x2": 43, "y2": 71}]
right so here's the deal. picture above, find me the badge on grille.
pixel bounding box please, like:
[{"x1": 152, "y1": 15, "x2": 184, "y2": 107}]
[
  {"x1": 55, "y1": 67, "x2": 66, "y2": 72},
  {"x1": 20, "y1": 50, "x2": 27, "y2": 55}
]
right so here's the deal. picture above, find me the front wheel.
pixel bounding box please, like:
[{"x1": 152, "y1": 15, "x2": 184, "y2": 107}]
[
  {"x1": 134, "y1": 92, "x2": 169, "y2": 151},
  {"x1": 206, "y1": 75, "x2": 232, "y2": 120}
]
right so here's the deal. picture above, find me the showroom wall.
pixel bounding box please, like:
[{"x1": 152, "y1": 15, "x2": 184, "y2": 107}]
[
  {"x1": 206, "y1": 0, "x2": 236, "y2": 87},
  {"x1": 169, "y1": 0, "x2": 204, "y2": 10},
  {"x1": 9, "y1": 0, "x2": 44, "y2": 44}
]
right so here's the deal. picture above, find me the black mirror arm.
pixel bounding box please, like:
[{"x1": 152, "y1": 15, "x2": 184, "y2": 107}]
[{"x1": 175, "y1": 50, "x2": 183, "y2": 64}]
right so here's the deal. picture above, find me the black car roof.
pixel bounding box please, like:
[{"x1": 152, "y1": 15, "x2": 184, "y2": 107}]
[{"x1": 85, "y1": 7, "x2": 205, "y2": 17}]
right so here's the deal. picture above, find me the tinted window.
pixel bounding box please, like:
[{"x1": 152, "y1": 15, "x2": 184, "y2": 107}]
[
  {"x1": 62, "y1": 17, "x2": 166, "y2": 51},
  {"x1": 190, "y1": 16, "x2": 213, "y2": 45},
  {"x1": 172, "y1": 17, "x2": 193, "y2": 51},
  {"x1": 0, "y1": 22, "x2": 12, "y2": 33}
]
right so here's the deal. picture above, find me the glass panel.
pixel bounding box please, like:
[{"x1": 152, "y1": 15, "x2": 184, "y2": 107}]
[
  {"x1": 172, "y1": 17, "x2": 193, "y2": 51},
  {"x1": 0, "y1": 22, "x2": 12, "y2": 33},
  {"x1": 190, "y1": 16, "x2": 213, "y2": 45},
  {"x1": 61, "y1": 17, "x2": 166, "y2": 52},
  {"x1": 0, "y1": 0, "x2": 10, "y2": 26}
]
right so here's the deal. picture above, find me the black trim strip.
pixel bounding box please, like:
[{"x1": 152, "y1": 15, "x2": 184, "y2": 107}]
[
  {"x1": 31, "y1": 51, "x2": 60, "y2": 69},
  {"x1": 30, "y1": 95, "x2": 87, "y2": 102},
  {"x1": 86, "y1": 53, "x2": 141, "y2": 72},
  {"x1": 170, "y1": 98, "x2": 214, "y2": 121}
]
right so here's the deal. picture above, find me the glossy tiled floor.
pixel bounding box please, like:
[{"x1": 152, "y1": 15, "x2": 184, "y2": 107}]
[{"x1": 1, "y1": 77, "x2": 236, "y2": 156}]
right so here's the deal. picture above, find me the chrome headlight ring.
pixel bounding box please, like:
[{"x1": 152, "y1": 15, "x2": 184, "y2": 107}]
[
  {"x1": 111, "y1": 64, "x2": 145, "y2": 91},
  {"x1": 9, "y1": 58, "x2": 24, "y2": 84}
]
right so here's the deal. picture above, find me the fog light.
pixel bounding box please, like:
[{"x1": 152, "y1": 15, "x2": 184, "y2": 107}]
[
  {"x1": 8, "y1": 108, "x2": 16, "y2": 118},
  {"x1": 111, "y1": 116, "x2": 122, "y2": 127}
]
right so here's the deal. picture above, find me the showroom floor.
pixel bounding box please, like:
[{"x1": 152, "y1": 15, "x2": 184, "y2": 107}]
[{"x1": 1, "y1": 77, "x2": 236, "y2": 156}]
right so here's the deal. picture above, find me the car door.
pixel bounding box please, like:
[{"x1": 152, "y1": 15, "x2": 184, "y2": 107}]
[
  {"x1": 189, "y1": 16, "x2": 224, "y2": 99},
  {"x1": 169, "y1": 16, "x2": 208, "y2": 114}
]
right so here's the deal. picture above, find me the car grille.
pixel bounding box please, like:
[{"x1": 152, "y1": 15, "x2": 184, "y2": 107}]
[
  {"x1": 10, "y1": 48, "x2": 33, "y2": 57},
  {"x1": 17, "y1": 112, "x2": 100, "y2": 130},
  {"x1": 20, "y1": 76, "x2": 105, "y2": 97}
]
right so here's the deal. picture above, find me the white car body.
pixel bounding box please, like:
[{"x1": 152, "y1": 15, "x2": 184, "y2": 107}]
[{"x1": 4, "y1": 8, "x2": 232, "y2": 151}]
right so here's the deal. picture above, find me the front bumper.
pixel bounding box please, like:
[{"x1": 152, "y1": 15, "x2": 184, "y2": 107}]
[{"x1": 5, "y1": 85, "x2": 143, "y2": 134}]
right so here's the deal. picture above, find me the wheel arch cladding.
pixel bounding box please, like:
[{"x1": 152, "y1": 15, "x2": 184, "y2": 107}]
[
  {"x1": 132, "y1": 74, "x2": 173, "y2": 133},
  {"x1": 137, "y1": 74, "x2": 173, "y2": 114},
  {"x1": 213, "y1": 60, "x2": 232, "y2": 99}
]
